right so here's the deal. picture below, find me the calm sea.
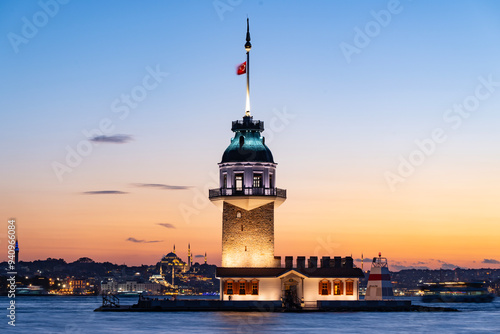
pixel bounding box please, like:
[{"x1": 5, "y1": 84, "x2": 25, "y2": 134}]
[{"x1": 2, "y1": 296, "x2": 499, "y2": 333}]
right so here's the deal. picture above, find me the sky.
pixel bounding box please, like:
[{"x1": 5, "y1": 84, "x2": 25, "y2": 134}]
[{"x1": 1, "y1": 0, "x2": 500, "y2": 271}]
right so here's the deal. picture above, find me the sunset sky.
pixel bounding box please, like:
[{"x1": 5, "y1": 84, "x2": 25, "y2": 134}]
[{"x1": 1, "y1": 0, "x2": 500, "y2": 270}]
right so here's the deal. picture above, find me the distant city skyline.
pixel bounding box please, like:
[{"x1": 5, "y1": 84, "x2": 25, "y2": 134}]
[{"x1": 1, "y1": 1, "x2": 500, "y2": 270}]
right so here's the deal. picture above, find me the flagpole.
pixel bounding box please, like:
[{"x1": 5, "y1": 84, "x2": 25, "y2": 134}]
[{"x1": 245, "y1": 18, "x2": 251, "y2": 116}]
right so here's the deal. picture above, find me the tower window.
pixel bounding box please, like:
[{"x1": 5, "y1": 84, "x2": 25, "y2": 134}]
[
  {"x1": 269, "y1": 174, "x2": 273, "y2": 188},
  {"x1": 236, "y1": 211, "x2": 241, "y2": 218},
  {"x1": 223, "y1": 174, "x2": 227, "y2": 188},
  {"x1": 253, "y1": 174, "x2": 262, "y2": 188},
  {"x1": 239, "y1": 136, "x2": 245, "y2": 148},
  {"x1": 241, "y1": 225, "x2": 244, "y2": 231},
  {"x1": 245, "y1": 246, "x2": 247, "y2": 251},
  {"x1": 235, "y1": 174, "x2": 243, "y2": 191}
]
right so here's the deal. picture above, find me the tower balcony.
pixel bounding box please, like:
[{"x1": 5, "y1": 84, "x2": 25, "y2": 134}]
[
  {"x1": 209, "y1": 187, "x2": 287, "y2": 210},
  {"x1": 209, "y1": 187, "x2": 286, "y2": 199}
]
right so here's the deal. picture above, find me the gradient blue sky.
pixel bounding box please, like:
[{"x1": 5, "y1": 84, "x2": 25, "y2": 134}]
[{"x1": 1, "y1": 0, "x2": 500, "y2": 269}]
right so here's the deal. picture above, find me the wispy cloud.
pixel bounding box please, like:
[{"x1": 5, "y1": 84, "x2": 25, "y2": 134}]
[
  {"x1": 90, "y1": 134, "x2": 133, "y2": 143},
  {"x1": 391, "y1": 264, "x2": 430, "y2": 271},
  {"x1": 157, "y1": 223, "x2": 176, "y2": 229},
  {"x1": 83, "y1": 190, "x2": 128, "y2": 195},
  {"x1": 194, "y1": 254, "x2": 204, "y2": 258},
  {"x1": 126, "y1": 237, "x2": 162, "y2": 243},
  {"x1": 440, "y1": 262, "x2": 459, "y2": 270},
  {"x1": 134, "y1": 183, "x2": 192, "y2": 190},
  {"x1": 482, "y1": 258, "x2": 500, "y2": 264}
]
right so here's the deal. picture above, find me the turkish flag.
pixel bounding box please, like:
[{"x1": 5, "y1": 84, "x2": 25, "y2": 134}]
[{"x1": 236, "y1": 61, "x2": 246, "y2": 75}]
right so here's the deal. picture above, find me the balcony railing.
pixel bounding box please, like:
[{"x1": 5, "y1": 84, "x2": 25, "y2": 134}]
[
  {"x1": 231, "y1": 119, "x2": 264, "y2": 131},
  {"x1": 209, "y1": 187, "x2": 286, "y2": 199}
]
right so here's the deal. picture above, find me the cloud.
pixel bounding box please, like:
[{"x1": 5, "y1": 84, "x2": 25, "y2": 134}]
[
  {"x1": 391, "y1": 264, "x2": 430, "y2": 271},
  {"x1": 194, "y1": 255, "x2": 205, "y2": 258},
  {"x1": 126, "y1": 237, "x2": 162, "y2": 243},
  {"x1": 134, "y1": 183, "x2": 192, "y2": 190},
  {"x1": 482, "y1": 259, "x2": 500, "y2": 264},
  {"x1": 440, "y1": 262, "x2": 459, "y2": 270},
  {"x1": 157, "y1": 223, "x2": 176, "y2": 229},
  {"x1": 83, "y1": 190, "x2": 128, "y2": 195},
  {"x1": 90, "y1": 134, "x2": 133, "y2": 143}
]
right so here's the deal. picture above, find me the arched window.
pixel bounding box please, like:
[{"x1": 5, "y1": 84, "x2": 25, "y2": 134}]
[
  {"x1": 346, "y1": 281, "x2": 354, "y2": 295},
  {"x1": 318, "y1": 280, "x2": 331, "y2": 295},
  {"x1": 239, "y1": 136, "x2": 245, "y2": 147},
  {"x1": 334, "y1": 280, "x2": 343, "y2": 295},
  {"x1": 236, "y1": 211, "x2": 241, "y2": 218},
  {"x1": 239, "y1": 280, "x2": 246, "y2": 295}
]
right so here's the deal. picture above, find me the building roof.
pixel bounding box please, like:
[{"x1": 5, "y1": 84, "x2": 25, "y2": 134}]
[
  {"x1": 220, "y1": 116, "x2": 275, "y2": 164},
  {"x1": 216, "y1": 267, "x2": 364, "y2": 278}
]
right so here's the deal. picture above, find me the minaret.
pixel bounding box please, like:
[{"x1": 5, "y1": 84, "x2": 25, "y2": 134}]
[
  {"x1": 209, "y1": 19, "x2": 287, "y2": 268},
  {"x1": 15, "y1": 240, "x2": 19, "y2": 265},
  {"x1": 173, "y1": 244, "x2": 176, "y2": 254},
  {"x1": 204, "y1": 252, "x2": 207, "y2": 265},
  {"x1": 171, "y1": 265, "x2": 175, "y2": 287},
  {"x1": 187, "y1": 243, "x2": 191, "y2": 270}
]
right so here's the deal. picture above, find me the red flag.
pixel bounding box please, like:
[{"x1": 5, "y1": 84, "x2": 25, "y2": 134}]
[{"x1": 236, "y1": 61, "x2": 246, "y2": 75}]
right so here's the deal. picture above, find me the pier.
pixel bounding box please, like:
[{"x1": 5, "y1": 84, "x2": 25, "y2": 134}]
[{"x1": 94, "y1": 295, "x2": 458, "y2": 312}]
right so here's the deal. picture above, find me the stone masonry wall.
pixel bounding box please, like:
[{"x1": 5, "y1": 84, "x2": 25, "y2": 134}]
[{"x1": 222, "y1": 202, "x2": 276, "y2": 267}]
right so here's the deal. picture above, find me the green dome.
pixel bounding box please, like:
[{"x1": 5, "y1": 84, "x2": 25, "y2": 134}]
[{"x1": 221, "y1": 116, "x2": 275, "y2": 163}]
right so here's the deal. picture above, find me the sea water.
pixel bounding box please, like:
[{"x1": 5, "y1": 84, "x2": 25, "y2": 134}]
[{"x1": 1, "y1": 296, "x2": 500, "y2": 333}]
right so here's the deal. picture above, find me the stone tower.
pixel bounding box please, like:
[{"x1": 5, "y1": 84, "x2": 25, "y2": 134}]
[
  {"x1": 209, "y1": 19, "x2": 286, "y2": 268},
  {"x1": 209, "y1": 115, "x2": 286, "y2": 267}
]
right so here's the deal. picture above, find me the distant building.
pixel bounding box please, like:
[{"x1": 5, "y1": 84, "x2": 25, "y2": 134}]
[{"x1": 101, "y1": 279, "x2": 163, "y2": 294}]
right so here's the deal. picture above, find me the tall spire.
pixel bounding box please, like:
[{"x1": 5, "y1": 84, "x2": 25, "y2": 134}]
[
  {"x1": 244, "y1": 18, "x2": 252, "y2": 116},
  {"x1": 173, "y1": 244, "x2": 176, "y2": 254},
  {"x1": 204, "y1": 251, "x2": 207, "y2": 264}
]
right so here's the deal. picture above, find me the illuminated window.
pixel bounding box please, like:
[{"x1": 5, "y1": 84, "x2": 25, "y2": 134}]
[
  {"x1": 239, "y1": 282, "x2": 246, "y2": 295},
  {"x1": 346, "y1": 281, "x2": 354, "y2": 295},
  {"x1": 236, "y1": 212, "x2": 241, "y2": 218},
  {"x1": 227, "y1": 281, "x2": 233, "y2": 295},
  {"x1": 252, "y1": 281, "x2": 259, "y2": 295},
  {"x1": 334, "y1": 281, "x2": 343, "y2": 295},
  {"x1": 253, "y1": 174, "x2": 262, "y2": 188},
  {"x1": 321, "y1": 282, "x2": 328, "y2": 295},
  {"x1": 235, "y1": 174, "x2": 243, "y2": 191}
]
